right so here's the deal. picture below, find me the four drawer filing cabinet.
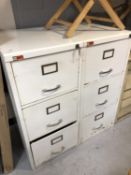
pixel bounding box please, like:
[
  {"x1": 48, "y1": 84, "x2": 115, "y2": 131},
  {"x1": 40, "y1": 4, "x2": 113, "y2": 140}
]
[{"x1": 0, "y1": 24, "x2": 131, "y2": 169}]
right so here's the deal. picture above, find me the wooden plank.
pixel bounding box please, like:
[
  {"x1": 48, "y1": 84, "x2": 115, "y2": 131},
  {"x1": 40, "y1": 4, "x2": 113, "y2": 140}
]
[
  {"x1": 120, "y1": 6, "x2": 131, "y2": 20},
  {"x1": 113, "y1": 5, "x2": 131, "y2": 27},
  {"x1": 55, "y1": 19, "x2": 72, "y2": 27},
  {"x1": 99, "y1": 0, "x2": 125, "y2": 30},
  {"x1": 128, "y1": 60, "x2": 131, "y2": 70},
  {"x1": 0, "y1": 63, "x2": 13, "y2": 173},
  {"x1": 129, "y1": 169, "x2": 131, "y2": 175},
  {"x1": 118, "y1": 105, "x2": 131, "y2": 119},
  {"x1": 86, "y1": 15, "x2": 112, "y2": 23},
  {"x1": 117, "y1": 52, "x2": 131, "y2": 120},
  {"x1": 125, "y1": 72, "x2": 131, "y2": 90},
  {"x1": 45, "y1": 0, "x2": 125, "y2": 38},
  {"x1": 73, "y1": 0, "x2": 92, "y2": 24},
  {"x1": 129, "y1": 52, "x2": 131, "y2": 61},
  {"x1": 123, "y1": 90, "x2": 131, "y2": 100},
  {"x1": 66, "y1": 0, "x2": 94, "y2": 38},
  {"x1": 121, "y1": 98, "x2": 131, "y2": 108},
  {"x1": 116, "y1": 59, "x2": 129, "y2": 120},
  {"x1": 46, "y1": 0, "x2": 73, "y2": 29}
]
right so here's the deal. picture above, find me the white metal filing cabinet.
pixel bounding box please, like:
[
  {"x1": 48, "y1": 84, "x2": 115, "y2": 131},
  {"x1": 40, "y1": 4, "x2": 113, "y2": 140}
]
[{"x1": 0, "y1": 24, "x2": 131, "y2": 168}]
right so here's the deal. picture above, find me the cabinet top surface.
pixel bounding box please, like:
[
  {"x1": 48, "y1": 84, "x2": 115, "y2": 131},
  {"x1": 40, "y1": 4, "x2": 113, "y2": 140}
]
[{"x1": 0, "y1": 24, "x2": 131, "y2": 62}]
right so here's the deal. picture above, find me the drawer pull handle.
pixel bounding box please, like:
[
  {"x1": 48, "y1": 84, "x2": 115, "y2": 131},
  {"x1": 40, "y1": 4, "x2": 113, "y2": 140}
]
[
  {"x1": 93, "y1": 124, "x2": 105, "y2": 131},
  {"x1": 47, "y1": 119, "x2": 63, "y2": 127},
  {"x1": 96, "y1": 100, "x2": 108, "y2": 106},
  {"x1": 99, "y1": 68, "x2": 113, "y2": 76},
  {"x1": 51, "y1": 146, "x2": 65, "y2": 155},
  {"x1": 42, "y1": 85, "x2": 61, "y2": 93}
]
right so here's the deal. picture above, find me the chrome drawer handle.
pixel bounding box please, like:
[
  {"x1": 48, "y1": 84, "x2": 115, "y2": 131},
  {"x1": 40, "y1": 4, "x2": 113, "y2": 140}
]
[
  {"x1": 93, "y1": 124, "x2": 105, "y2": 131},
  {"x1": 42, "y1": 85, "x2": 61, "y2": 93},
  {"x1": 51, "y1": 146, "x2": 65, "y2": 155},
  {"x1": 47, "y1": 119, "x2": 63, "y2": 127},
  {"x1": 96, "y1": 100, "x2": 108, "y2": 106},
  {"x1": 99, "y1": 68, "x2": 113, "y2": 76}
]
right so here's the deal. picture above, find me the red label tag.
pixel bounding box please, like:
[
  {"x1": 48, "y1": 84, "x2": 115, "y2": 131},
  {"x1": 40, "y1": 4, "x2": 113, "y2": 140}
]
[
  {"x1": 87, "y1": 41, "x2": 94, "y2": 47},
  {"x1": 13, "y1": 55, "x2": 24, "y2": 61},
  {"x1": 16, "y1": 55, "x2": 24, "y2": 61}
]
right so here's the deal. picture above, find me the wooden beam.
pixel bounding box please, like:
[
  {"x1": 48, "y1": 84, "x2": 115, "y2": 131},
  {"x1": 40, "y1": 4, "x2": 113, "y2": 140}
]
[
  {"x1": 120, "y1": 6, "x2": 131, "y2": 20},
  {"x1": 87, "y1": 15, "x2": 112, "y2": 23},
  {"x1": 45, "y1": 0, "x2": 125, "y2": 37},
  {"x1": 129, "y1": 169, "x2": 131, "y2": 175},
  {"x1": 73, "y1": 0, "x2": 92, "y2": 24},
  {"x1": 55, "y1": 19, "x2": 72, "y2": 27},
  {"x1": 99, "y1": 0, "x2": 125, "y2": 30},
  {"x1": 66, "y1": 0, "x2": 94, "y2": 38},
  {"x1": 0, "y1": 63, "x2": 13, "y2": 174}
]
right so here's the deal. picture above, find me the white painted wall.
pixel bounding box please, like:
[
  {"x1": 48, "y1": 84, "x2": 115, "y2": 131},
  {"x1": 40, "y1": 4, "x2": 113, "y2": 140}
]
[{"x1": 0, "y1": 0, "x2": 16, "y2": 30}]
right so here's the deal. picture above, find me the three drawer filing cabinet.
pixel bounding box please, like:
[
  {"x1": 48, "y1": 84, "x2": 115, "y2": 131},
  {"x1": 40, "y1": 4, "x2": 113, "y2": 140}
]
[{"x1": 0, "y1": 24, "x2": 131, "y2": 168}]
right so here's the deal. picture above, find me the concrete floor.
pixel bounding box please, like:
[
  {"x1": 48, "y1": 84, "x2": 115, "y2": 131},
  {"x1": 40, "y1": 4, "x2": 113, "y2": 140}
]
[{"x1": 1, "y1": 116, "x2": 131, "y2": 175}]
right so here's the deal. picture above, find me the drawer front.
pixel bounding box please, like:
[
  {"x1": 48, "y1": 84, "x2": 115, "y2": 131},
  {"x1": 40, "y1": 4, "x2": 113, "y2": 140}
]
[
  {"x1": 12, "y1": 50, "x2": 79, "y2": 105},
  {"x1": 31, "y1": 123, "x2": 78, "y2": 167},
  {"x1": 80, "y1": 105, "x2": 117, "y2": 142},
  {"x1": 23, "y1": 91, "x2": 78, "y2": 141},
  {"x1": 84, "y1": 40, "x2": 128, "y2": 83},
  {"x1": 83, "y1": 75, "x2": 123, "y2": 116}
]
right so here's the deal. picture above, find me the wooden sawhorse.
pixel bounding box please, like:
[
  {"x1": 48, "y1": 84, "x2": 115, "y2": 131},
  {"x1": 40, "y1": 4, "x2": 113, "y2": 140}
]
[
  {"x1": 46, "y1": 0, "x2": 125, "y2": 38},
  {"x1": 0, "y1": 63, "x2": 13, "y2": 174},
  {"x1": 128, "y1": 169, "x2": 131, "y2": 175}
]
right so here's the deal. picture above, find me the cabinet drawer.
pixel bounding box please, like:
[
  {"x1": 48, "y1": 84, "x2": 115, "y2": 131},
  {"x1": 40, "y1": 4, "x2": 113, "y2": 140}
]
[
  {"x1": 31, "y1": 123, "x2": 78, "y2": 167},
  {"x1": 83, "y1": 75, "x2": 123, "y2": 116},
  {"x1": 84, "y1": 40, "x2": 128, "y2": 83},
  {"x1": 80, "y1": 105, "x2": 117, "y2": 142},
  {"x1": 23, "y1": 91, "x2": 78, "y2": 141},
  {"x1": 12, "y1": 50, "x2": 79, "y2": 105}
]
